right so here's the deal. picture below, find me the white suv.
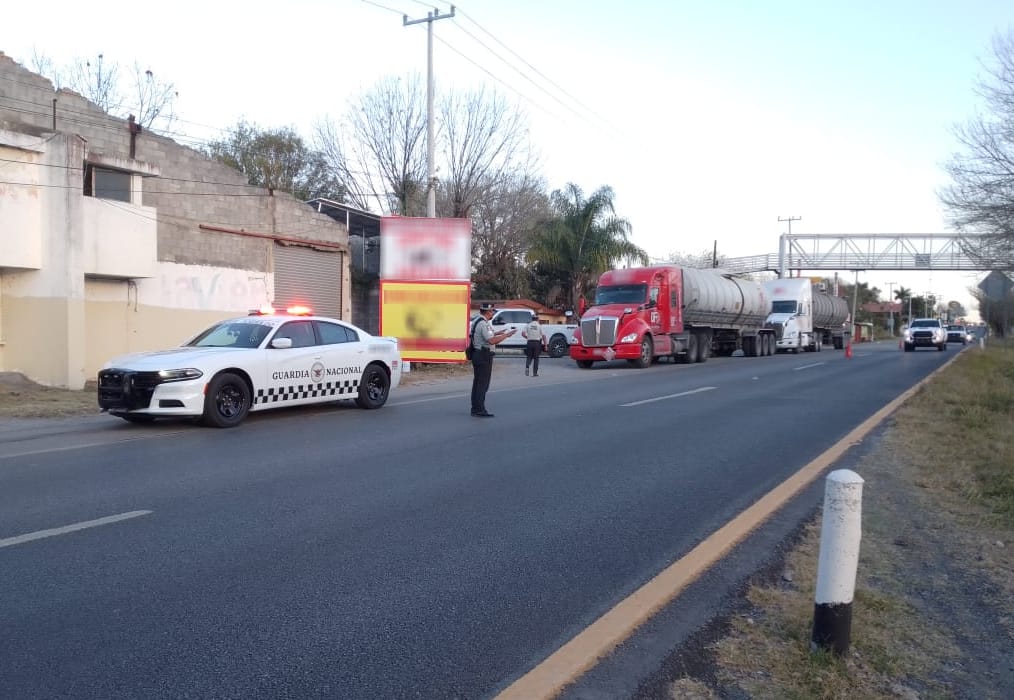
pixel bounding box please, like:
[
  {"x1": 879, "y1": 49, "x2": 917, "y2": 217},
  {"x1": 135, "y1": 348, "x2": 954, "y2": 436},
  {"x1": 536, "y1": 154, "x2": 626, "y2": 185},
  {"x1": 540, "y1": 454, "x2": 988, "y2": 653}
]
[{"x1": 904, "y1": 318, "x2": 947, "y2": 352}]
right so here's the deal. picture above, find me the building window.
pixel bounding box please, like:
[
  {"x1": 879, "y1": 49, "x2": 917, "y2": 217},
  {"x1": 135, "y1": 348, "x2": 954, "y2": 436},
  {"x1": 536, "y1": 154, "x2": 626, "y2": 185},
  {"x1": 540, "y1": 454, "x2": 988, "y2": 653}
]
[{"x1": 84, "y1": 165, "x2": 132, "y2": 203}]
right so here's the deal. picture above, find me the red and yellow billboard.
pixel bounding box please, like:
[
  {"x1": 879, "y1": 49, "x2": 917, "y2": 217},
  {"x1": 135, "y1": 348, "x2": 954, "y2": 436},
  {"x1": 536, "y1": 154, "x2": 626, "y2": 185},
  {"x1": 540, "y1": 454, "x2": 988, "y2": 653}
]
[{"x1": 380, "y1": 281, "x2": 470, "y2": 363}]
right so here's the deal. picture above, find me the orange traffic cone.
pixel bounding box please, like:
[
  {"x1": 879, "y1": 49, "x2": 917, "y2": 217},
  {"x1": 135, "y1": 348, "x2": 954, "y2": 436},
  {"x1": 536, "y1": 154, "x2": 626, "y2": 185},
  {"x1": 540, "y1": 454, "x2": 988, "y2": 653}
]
[
  {"x1": 845, "y1": 342, "x2": 853, "y2": 359},
  {"x1": 898, "y1": 337, "x2": 903, "y2": 350}
]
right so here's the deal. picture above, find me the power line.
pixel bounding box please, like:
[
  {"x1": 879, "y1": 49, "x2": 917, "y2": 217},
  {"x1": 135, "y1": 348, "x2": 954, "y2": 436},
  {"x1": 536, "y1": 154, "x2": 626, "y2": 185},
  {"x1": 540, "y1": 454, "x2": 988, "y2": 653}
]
[{"x1": 453, "y1": 6, "x2": 621, "y2": 134}]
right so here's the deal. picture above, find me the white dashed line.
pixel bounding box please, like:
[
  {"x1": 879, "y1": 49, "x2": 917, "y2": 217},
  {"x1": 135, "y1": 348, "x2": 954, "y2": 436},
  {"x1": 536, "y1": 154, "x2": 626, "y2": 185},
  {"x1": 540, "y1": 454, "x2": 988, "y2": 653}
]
[
  {"x1": 0, "y1": 510, "x2": 153, "y2": 549},
  {"x1": 621, "y1": 386, "x2": 717, "y2": 407},
  {"x1": 794, "y1": 362, "x2": 826, "y2": 371}
]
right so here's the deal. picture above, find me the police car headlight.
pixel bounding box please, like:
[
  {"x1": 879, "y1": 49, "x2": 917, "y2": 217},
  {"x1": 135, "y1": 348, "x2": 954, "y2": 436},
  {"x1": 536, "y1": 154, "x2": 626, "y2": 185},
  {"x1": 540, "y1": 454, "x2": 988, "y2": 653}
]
[
  {"x1": 620, "y1": 332, "x2": 639, "y2": 343},
  {"x1": 158, "y1": 368, "x2": 204, "y2": 382}
]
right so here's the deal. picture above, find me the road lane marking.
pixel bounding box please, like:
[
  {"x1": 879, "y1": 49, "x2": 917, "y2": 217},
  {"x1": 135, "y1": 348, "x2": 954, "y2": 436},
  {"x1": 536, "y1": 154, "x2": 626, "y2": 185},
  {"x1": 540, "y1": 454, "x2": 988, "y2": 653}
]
[
  {"x1": 620, "y1": 386, "x2": 717, "y2": 407},
  {"x1": 495, "y1": 350, "x2": 966, "y2": 700},
  {"x1": 0, "y1": 510, "x2": 152, "y2": 549},
  {"x1": 794, "y1": 362, "x2": 826, "y2": 371}
]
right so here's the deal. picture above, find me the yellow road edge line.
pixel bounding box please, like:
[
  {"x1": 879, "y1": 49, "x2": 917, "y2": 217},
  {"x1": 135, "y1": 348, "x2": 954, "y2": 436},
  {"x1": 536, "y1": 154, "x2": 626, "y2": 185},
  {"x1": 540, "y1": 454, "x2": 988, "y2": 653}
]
[{"x1": 495, "y1": 351, "x2": 962, "y2": 700}]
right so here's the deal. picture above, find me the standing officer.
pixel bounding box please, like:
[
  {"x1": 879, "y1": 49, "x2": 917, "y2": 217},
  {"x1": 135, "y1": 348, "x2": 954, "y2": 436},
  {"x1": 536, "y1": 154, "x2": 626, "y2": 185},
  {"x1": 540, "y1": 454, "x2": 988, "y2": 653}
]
[
  {"x1": 470, "y1": 302, "x2": 515, "y2": 417},
  {"x1": 523, "y1": 311, "x2": 545, "y2": 377}
]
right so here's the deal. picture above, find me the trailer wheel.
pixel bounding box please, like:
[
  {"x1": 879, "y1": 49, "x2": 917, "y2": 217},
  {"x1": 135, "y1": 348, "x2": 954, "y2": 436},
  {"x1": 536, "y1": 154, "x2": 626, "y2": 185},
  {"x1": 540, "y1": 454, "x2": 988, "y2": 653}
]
[
  {"x1": 766, "y1": 335, "x2": 775, "y2": 355},
  {"x1": 686, "y1": 334, "x2": 698, "y2": 363},
  {"x1": 696, "y1": 333, "x2": 709, "y2": 362}
]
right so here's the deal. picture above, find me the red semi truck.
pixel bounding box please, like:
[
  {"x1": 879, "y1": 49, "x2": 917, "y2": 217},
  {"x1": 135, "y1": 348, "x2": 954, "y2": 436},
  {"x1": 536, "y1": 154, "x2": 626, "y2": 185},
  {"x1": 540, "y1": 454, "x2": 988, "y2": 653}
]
[{"x1": 570, "y1": 265, "x2": 776, "y2": 368}]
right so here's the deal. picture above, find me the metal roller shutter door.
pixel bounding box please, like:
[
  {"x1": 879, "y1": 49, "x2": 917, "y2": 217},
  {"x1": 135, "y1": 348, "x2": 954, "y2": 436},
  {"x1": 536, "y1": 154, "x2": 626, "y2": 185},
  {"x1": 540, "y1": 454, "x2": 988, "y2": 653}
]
[{"x1": 273, "y1": 243, "x2": 343, "y2": 318}]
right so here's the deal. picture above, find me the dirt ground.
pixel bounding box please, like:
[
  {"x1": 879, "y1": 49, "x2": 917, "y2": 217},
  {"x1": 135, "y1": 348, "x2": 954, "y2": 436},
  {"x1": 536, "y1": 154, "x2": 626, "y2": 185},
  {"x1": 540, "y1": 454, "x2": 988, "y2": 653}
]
[{"x1": 0, "y1": 363, "x2": 474, "y2": 418}]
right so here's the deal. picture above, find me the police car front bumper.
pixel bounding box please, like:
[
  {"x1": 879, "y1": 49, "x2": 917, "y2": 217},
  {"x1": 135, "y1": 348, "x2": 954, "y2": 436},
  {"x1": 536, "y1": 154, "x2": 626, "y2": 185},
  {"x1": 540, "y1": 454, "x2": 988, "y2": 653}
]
[{"x1": 97, "y1": 369, "x2": 206, "y2": 416}]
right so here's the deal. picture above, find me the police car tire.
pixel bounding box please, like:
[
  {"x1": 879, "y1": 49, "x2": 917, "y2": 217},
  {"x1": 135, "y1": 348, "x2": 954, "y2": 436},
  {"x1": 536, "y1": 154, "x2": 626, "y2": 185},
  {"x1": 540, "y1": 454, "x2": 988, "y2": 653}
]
[
  {"x1": 202, "y1": 372, "x2": 251, "y2": 428},
  {"x1": 355, "y1": 365, "x2": 390, "y2": 409}
]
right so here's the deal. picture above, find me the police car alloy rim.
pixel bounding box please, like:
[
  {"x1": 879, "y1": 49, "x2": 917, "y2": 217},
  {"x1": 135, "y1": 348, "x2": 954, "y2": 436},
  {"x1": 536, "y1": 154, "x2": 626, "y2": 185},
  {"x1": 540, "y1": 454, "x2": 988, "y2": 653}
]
[{"x1": 216, "y1": 385, "x2": 246, "y2": 417}]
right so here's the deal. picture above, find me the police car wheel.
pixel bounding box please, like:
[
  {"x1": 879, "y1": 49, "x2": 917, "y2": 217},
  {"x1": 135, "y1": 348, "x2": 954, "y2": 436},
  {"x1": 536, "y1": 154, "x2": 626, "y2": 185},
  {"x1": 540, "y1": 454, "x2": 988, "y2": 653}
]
[
  {"x1": 202, "y1": 372, "x2": 251, "y2": 428},
  {"x1": 355, "y1": 365, "x2": 390, "y2": 409}
]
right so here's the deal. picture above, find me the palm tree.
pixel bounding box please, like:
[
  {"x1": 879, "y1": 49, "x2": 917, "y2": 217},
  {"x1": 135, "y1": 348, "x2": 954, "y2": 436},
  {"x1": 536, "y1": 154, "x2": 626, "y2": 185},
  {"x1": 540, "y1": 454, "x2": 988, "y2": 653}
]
[
  {"x1": 894, "y1": 286, "x2": 912, "y2": 323},
  {"x1": 527, "y1": 184, "x2": 648, "y2": 312}
]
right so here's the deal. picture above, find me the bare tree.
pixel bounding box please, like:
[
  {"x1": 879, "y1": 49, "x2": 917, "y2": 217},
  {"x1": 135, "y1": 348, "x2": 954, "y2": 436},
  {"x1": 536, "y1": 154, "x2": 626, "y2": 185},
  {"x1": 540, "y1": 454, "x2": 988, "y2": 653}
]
[
  {"x1": 66, "y1": 54, "x2": 121, "y2": 113},
  {"x1": 313, "y1": 117, "x2": 375, "y2": 211},
  {"x1": 24, "y1": 51, "x2": 178, "y2": 133},
  {"x1": 470, "y1": 172, "x2": 551, "y2": 299},
  {"x1": 438, "y1": 87, "x2": 534, "y2": 218},
  {"x1": 940, "y1": 30, "x2": 1014, "y2": 270},
  {"x1": 342, "y1": 74, "x2": 428, "y2": 216},
  {"x1": 667, "y1": 247, "x2": 728, "y2": 268},
  {"x1": 128, "y1": 62, "x2": 178, "y2": 131}
]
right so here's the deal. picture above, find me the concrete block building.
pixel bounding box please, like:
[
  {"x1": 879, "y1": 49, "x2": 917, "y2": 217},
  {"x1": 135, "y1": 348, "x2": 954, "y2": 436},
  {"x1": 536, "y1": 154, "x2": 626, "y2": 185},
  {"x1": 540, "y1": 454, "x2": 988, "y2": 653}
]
[{"x1": 0, "y1": 52, "x2": 350, "y2": 388}]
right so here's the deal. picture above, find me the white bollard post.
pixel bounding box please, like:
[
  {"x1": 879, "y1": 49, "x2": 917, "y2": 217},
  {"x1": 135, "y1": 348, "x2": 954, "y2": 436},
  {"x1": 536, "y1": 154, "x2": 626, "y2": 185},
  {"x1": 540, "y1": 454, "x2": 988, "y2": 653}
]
[{"x1": 811, "y1": 469, "x2": 864, "y2": 655}]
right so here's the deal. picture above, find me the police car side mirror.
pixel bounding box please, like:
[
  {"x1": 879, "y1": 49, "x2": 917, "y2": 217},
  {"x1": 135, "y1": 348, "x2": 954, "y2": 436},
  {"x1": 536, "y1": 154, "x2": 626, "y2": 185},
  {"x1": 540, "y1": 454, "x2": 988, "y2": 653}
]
[{"x1": 271, "y1": 337, "x2": 293, "y2": 349}]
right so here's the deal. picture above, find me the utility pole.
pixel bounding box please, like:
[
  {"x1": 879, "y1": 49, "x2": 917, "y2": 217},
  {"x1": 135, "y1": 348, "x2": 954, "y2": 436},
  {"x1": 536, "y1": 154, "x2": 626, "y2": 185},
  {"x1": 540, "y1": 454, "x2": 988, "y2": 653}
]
[
  {"x1": 777, "y1": 216, "x2": 801, "y2": 278},
  {"x1": 403, "y1": 5, "x2": 455, "y2": 218},
  {"x1": 886, "y1": 281, "x2": 896, "y2": 336}
]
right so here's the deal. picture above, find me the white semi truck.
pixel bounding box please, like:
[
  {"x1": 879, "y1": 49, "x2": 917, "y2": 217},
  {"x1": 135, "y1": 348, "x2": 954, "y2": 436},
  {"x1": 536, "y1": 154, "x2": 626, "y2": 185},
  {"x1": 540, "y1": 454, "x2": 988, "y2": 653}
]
[{"x1": 763, "y1": 278, "x2": 850, "y2": 352}]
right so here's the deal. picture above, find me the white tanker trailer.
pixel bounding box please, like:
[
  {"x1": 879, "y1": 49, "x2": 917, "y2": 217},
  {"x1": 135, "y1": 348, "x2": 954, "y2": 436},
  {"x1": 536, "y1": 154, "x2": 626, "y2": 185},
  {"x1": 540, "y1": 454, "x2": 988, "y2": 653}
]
[{"x1": 570, "y1": 265, "x2": 777, "y2": 368}]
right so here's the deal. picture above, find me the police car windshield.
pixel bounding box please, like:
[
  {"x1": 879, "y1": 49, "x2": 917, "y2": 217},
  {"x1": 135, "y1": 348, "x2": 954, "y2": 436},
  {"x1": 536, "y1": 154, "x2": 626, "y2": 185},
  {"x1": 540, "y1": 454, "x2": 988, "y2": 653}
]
[{"x1": 186, "y1": 321, "x2": 270, "y2": 349}]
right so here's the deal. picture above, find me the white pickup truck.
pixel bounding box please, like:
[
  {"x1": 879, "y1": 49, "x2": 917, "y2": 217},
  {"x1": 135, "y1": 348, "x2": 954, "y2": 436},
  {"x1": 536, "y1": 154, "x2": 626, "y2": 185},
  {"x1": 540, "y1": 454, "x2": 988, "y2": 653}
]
[{"x1": 482, "y1": 308, "x2": 578, "y2": 358}]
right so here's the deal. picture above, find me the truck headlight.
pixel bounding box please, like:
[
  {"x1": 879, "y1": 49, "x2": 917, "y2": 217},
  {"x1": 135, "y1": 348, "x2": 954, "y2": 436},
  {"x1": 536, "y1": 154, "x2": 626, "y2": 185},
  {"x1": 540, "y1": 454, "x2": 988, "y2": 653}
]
[
  {"x1": 158, "y1": 368, "x2": 204, "y2": 382},
  {"x1": 619, "y1": 332, "x2": 639, "y2": 343}
]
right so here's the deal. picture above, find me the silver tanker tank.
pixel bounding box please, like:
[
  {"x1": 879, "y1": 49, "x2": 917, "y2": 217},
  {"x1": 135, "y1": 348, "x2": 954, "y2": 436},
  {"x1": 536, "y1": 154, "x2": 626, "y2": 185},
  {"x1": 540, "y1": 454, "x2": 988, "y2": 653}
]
[
  {"x1": 812, "y1": 289, "x2": 849, "y2": 328},
  {"x1": 681, "y1": 267, "x2": 770, "y2": 330}
]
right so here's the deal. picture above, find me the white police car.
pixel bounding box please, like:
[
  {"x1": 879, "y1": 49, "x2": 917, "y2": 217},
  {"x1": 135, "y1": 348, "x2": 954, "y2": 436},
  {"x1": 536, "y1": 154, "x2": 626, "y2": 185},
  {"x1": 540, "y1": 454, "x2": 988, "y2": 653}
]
[{"x1": 97, "y1": 306, "x2": 402, "y2": 427}]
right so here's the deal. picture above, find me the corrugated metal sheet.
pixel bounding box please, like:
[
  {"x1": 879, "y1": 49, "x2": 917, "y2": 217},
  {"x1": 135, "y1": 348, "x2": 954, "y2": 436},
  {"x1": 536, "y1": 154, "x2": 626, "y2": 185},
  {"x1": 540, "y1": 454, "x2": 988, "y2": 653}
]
[{"x1": 273, "y1": 243, "x2": 343, "y2": 318}]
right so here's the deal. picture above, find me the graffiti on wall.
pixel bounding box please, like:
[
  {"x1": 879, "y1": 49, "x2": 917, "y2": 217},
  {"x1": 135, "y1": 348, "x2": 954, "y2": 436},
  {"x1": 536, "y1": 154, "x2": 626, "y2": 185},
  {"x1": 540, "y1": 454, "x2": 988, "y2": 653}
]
[{"x1": 139, "y1": 263, "x2": 272, "y2": 312}]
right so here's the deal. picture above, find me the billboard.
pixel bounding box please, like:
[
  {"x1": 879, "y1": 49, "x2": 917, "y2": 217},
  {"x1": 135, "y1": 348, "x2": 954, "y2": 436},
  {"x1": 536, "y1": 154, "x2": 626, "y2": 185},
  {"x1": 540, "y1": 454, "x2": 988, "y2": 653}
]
[
  {"x1": 380, "y1": 217, "x2": 471, "y2": 281},
  {"x1": 380, "y1": 281, "x2": 470, "y2": 363}
]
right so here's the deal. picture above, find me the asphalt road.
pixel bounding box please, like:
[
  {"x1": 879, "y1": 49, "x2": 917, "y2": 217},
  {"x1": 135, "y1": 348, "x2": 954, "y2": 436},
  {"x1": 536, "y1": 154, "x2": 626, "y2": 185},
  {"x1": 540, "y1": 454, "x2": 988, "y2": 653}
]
[{"x1": 0, "y1": 341, "x2": 960, "y2": 699}]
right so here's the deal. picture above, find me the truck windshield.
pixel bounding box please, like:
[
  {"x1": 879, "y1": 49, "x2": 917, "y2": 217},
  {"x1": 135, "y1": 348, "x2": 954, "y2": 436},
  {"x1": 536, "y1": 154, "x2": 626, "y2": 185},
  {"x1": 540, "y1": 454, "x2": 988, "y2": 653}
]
[
  {"x1": 595, "y1": 284, "x2": 647, "y2": 305},
  {"x1": 771, "y1": 300, "x2": 798, "y2": 314}
]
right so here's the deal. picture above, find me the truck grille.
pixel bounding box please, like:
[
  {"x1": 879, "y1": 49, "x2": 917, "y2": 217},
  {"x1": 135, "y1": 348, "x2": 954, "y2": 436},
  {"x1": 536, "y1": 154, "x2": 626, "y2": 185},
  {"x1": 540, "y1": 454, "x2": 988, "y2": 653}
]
[
  {"x1": 580, "y1": 316, "x2": 618, "y2": 346},
  {"x1": 911, "y1": 331, "x2": 934, "y2": 340},
  {"x1": 97, "y1": 369, "x2": 163, "y2": 410}
]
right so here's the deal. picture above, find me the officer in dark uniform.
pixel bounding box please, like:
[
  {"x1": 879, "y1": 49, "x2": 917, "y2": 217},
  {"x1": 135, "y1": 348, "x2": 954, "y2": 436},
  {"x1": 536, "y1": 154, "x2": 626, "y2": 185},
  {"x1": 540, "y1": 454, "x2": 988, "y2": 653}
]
[{"x1": 470, "y1": 303, "x2": 515, "y2": 417}]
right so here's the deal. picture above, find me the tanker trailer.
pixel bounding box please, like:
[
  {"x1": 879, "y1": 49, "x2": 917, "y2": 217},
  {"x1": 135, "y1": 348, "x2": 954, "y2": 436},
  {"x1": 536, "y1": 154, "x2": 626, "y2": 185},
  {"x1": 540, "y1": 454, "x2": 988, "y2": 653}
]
[
  {"x1": 812, "y1": 287, "x2": 850, "y2": 349},
  {"x1": 682, "y1": 267, "x2": 775, "y2": 357}
]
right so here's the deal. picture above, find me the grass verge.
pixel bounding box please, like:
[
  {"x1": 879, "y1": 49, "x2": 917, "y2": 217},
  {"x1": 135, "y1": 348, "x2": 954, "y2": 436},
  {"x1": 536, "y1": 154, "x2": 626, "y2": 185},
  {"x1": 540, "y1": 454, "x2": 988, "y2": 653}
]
[{"x1": 669, "y1": 342, "x2": 1014, "y2": 699}]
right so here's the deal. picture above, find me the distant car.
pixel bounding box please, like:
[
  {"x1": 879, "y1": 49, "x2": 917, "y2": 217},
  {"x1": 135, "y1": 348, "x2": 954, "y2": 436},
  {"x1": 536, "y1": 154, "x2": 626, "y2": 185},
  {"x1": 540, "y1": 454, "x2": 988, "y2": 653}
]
[
  {"x1": 946, "y1": 324, "x2": 969, "y2": 345},
  {"x1": 903, "y1": 318, "x2": 947, "y2": 352},
  {"x1": 97, "y1": 306, "x2": 402, "y2": 427}
]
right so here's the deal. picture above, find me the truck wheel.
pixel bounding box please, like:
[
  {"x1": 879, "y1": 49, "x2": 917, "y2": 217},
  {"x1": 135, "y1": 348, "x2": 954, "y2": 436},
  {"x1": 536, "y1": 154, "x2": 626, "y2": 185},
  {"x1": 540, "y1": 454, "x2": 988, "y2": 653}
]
[
  {"x1": 202, "y1": 372, "x2": 251, "y2": 428},
  {"x1": 548, "y1": 334, "x2": 568, "y2": 358},
  {"x1": 696, "y1": 333, "x2": 710, "y2": 363},
  {"x1": 356, "y1": 364, "x2": 390, "y2": 409},
  {"x1": 816, "y1": 336, "x2": 822, "y2": 352},
  {"x1": 686, "y1": 334, "x2": 698, "y2": 363},
  {"x1": 632, "y1": 337, "x2": 653, "y2": 368},
  {"x1": 937, "y1": 343, "x2": 946, "y2": 351},
  {"x1": 576, "y1": 360, "x2": 594, "y2": 369}
]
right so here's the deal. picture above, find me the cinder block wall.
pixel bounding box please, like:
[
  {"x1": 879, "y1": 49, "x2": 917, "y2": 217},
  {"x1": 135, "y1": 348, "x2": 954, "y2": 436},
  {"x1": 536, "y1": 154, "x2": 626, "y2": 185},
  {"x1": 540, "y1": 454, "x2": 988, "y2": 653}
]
[{"x1": 0, "y1": 51, "x2": 348, "y2": 274}]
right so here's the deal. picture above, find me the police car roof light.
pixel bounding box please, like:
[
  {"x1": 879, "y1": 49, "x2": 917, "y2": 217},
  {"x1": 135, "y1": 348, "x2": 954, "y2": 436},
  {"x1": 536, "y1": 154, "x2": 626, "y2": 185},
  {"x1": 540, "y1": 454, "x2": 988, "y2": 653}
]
[
  {"x1": 286, "y1": 305, "x2": 313, "y2": 316},
  {"x1": 249, "y1": 304, "x2": 277, "y2": 316}
]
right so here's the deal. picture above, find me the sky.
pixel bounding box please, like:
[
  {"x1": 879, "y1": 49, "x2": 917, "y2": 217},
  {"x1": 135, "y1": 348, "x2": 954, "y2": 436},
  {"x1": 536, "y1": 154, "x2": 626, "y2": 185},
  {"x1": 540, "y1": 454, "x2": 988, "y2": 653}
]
[{"x1": 4, "y1": 0, "x2": 1012, "y2": 321}]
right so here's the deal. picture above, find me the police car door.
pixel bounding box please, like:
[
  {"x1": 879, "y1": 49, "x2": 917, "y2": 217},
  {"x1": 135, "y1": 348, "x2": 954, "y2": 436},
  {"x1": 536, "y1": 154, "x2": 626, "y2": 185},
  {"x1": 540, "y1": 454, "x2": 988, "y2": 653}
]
[
  {"x1": 263, "y1": 319, "x2": 326, "y2": 408},
  {"x1": 313, "y1": 320, "x2": 366, "y2": 402}
]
